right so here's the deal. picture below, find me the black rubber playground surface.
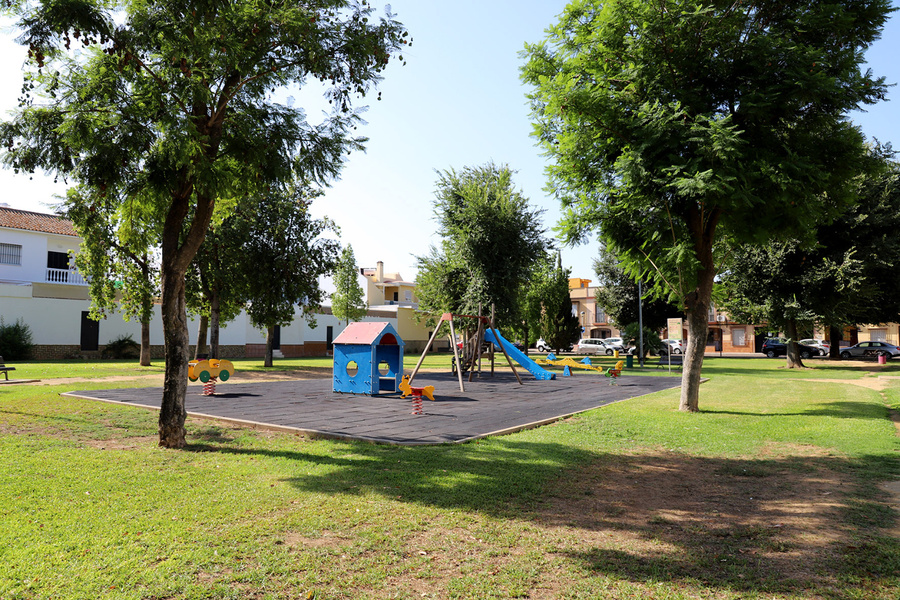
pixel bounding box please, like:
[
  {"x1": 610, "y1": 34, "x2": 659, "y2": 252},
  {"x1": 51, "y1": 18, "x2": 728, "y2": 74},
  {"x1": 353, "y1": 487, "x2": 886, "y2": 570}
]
[{"x1": 64, "y1": 371, "x2": 682, "y2": 446}]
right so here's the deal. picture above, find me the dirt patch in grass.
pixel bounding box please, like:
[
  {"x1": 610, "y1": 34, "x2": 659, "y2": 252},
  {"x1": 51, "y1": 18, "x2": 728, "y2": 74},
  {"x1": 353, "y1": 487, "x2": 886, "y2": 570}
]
[
  {"x1": 83, "y1": 435, "x2": 160, "y2": 450},
  {"x1": 800, "y1": 377, "x2": 892, "y2": 391},
  {"x1": 531, "y1": 449, "x2": 862, "y2": 592}
]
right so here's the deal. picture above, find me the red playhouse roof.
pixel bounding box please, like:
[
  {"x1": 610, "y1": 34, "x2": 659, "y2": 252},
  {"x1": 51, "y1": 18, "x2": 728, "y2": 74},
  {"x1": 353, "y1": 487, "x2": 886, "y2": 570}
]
[{"x1": 333, "y1": 322, "x2": 400, "y2": 346}]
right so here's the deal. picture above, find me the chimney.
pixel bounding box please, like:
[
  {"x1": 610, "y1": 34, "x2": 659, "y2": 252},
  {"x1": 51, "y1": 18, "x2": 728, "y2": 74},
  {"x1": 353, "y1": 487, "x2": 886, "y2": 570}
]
[{"x1": 375, "y1": 261, "x2": 384, "y2": 283}]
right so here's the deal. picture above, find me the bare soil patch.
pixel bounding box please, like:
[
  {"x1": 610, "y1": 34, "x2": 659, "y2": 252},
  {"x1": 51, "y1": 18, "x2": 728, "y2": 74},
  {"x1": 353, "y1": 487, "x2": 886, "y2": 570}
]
[
  {"x1": 799, "y1": 377, "x2": 891, "y2": 391},
  {"x1": 532, "y1": 448, "x2": 859, "y2": 590}
]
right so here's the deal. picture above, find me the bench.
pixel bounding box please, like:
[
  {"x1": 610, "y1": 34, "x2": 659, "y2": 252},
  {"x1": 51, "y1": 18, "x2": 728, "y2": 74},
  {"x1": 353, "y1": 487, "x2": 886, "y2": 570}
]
[
  {"x1": 0, "y1": 356, "x2": 16, "y2": 380},
  {"x1": 656, "y1": 354, "x2": 684, "y2": 369}
]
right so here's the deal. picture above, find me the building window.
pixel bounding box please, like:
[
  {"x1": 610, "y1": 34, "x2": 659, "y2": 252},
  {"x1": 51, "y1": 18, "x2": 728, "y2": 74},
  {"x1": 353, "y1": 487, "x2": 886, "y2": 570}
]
[
  {"x1": 732, "y1": 327, "x2": 746, "y2": 346},
  {"x1": 47, "y1": 251, "x2": 70, "y2": 270},
  {"x1": 571, "y1": 303, "x2": 578, "y2": 317},
  {"x1": 595, "y1": 306, "x2": 606, "y2": 323},
  {"x1": 0, "y1": 243, "x2": 22, "y2": 265}
]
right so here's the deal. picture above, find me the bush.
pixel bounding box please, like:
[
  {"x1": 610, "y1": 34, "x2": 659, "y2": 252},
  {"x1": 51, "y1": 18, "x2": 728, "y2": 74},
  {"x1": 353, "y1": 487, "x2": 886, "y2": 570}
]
[
  {"x1": 101, "y1": 334, "x2": 141, "y2": 359},
  {"x1": 621, "y1": 322, "x2": 664, "y2": 356},
  {"x1": 0, "y1": 318, "x2": 34, "y2": 360}
]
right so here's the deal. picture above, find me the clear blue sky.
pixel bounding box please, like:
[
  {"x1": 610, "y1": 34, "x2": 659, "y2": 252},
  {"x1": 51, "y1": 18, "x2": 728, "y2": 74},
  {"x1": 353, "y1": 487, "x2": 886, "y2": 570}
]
[{"x1": 2, "y1": 1, "x2": 899, "y2": 284}]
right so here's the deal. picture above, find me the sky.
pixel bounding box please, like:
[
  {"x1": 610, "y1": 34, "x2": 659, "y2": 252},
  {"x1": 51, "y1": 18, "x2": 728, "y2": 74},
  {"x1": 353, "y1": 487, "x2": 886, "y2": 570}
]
[{"x1": 1, "y1": 1, "x2": 899, "y2": 285}]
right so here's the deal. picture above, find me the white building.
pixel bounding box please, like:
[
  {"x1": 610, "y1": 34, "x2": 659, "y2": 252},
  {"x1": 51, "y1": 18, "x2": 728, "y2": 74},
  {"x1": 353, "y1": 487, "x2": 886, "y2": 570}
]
[{"x1": 0, "y1": 206, "x2": 417, "y2": 359}]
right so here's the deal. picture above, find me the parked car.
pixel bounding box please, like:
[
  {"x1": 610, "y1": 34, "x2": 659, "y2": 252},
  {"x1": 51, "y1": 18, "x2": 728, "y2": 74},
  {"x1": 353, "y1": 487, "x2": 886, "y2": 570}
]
[
  {"x1": 760, "y1": 338, "x2": 818, "y2": 359},
  {"x1": 839, "y1": 341, "x2": 900, "y2": 360},
  {"x1": 799, "y1": 339, "x2": 830, "y2": 356},
  {"x1": 535, "y1": 338, "x2": 573, "y2": 353},
  {"x1": 575, "y1": 338, "x2": 616, "y2": 355},
  {"x1": 660, "y1": 339, "x2": 684, "y2": 354}
]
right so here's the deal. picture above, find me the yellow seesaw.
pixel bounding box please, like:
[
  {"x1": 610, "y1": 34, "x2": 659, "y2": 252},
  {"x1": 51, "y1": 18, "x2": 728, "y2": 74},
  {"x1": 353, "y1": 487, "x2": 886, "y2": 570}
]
[{"x1": 534, "y1": 354, "x2": 606, "y2": 373}]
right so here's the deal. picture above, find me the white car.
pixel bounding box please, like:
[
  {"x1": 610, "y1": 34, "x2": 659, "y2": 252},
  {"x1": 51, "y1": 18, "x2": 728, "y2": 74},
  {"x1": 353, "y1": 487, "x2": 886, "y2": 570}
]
[
  {"x1": 575, "y1": 338, "x2": 616, "y2": 355},
  {"x1": 535, "y1": 338, "x2": 573, "y2": 353},
  {"x1": 661, "y1": 339, "x2": 684, "y2": 354},
  {"x1": 799, "y1": 339, "x2": 830, "y2": 356}
]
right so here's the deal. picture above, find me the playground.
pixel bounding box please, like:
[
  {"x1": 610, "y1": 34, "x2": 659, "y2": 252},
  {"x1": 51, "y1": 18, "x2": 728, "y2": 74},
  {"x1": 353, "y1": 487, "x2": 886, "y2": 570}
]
[
  {"x1": 65, "y1": 370, "x2": 682, "y2": 445},
  {"x1": 65, "y1": 317, "x2": 676, "y2": 445}
]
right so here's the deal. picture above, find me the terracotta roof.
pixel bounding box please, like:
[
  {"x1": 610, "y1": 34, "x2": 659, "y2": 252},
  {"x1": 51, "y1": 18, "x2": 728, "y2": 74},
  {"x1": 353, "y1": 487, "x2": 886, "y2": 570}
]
[{"x1": 0, "y1": 206, "x2": 77, "y2": 237}]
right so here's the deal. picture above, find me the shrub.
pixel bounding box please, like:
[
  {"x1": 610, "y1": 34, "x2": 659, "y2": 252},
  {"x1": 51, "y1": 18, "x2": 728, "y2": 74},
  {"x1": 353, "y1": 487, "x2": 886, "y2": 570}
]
[
  {"x1": 0, "y1": 318, "x2": 34, "y2": 360},
  {"x1": 621, "y1": 322, "x2": 664, "y2": 356},
  {"x1": 101, "y1": 334, "x2": 141, "y2": 359}
]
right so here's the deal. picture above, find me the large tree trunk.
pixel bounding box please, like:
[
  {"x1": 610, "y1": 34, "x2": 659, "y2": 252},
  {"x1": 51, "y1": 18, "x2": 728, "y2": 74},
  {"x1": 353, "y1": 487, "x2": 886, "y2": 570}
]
[
  {"x1": 829, "y1": 324, "x2": 843, "y2": 359},
  {"x1": 680, "y1": 298, "x2": 710, "y2": 412},
  {"x1": 159, "y1": 265, "x2": 190, "y2": 448},
  {"x1": 157, "y1": 184, "x2": 216, "y2": 448},
  {"x1": 785, "y1": 318, "x2": 804, "y2": 368},
  {"x1": 264, "y1": 326, "x2": 275, "y2": 368},
  {"x1": 195, "y1": 315, "x2": 208, "y2": 359},
  {"x1": 679, "y1": 206, "x2": 720, "y2": 412},
  {"x1": 140, "y1": 318, "x2": 151, "y2": 367}
]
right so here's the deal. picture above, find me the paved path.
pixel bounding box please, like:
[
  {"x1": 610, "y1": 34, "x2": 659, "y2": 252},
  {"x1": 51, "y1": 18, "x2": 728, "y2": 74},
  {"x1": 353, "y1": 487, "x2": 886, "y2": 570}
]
[{"x1": 64, "y1": 371, "x2": 682, "y2": 446}]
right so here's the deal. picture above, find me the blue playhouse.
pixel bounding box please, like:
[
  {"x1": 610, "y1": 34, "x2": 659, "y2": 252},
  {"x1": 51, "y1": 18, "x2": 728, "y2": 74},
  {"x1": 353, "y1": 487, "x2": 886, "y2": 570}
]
[{"x1": 332, "y1": 322, "x2": 405, "y2": 395}]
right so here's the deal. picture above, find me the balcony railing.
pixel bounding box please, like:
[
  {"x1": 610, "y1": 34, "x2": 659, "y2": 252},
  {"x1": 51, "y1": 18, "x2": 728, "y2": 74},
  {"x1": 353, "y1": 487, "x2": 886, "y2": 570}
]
[{"x1": 45, "y1": 268, "x2": 88, "y2": 286}]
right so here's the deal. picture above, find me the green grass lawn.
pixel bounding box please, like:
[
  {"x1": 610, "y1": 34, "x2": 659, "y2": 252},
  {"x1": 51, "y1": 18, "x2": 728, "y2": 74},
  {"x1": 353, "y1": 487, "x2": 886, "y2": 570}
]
[{"x1": 1, "y1": 356, "x2": 898, "y2": 599}]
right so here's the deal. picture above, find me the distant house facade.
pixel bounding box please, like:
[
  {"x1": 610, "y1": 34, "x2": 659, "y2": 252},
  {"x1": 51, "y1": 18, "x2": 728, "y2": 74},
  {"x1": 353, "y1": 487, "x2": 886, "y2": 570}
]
[
  {"x1": 358, "y1": 261, "x2": 433, "y2": 352},
  {"x1": 568, "y1": 278, "x2": 621, "y2": 340},
  {"x1": 569, "y1": 272, "x2": 897, "y2": 353},
  {"x1": 1, "y1": 206, "x2": 433, "y2": 359}
]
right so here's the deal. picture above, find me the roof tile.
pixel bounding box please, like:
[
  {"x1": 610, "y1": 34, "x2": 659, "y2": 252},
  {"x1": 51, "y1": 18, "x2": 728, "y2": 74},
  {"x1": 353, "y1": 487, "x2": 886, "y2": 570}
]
[{"x1": 0, "y1": 207, "x2": 77, "y2": 237}]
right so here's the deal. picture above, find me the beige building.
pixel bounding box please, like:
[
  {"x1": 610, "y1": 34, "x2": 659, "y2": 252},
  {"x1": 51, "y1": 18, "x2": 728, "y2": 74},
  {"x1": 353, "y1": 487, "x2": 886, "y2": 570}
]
[
  {"x1": 568, "y1": 278, "x2": 621, "y2": 339},
  {"x1": 358, "y1": 261, "x2": 433, "y2": 353}
]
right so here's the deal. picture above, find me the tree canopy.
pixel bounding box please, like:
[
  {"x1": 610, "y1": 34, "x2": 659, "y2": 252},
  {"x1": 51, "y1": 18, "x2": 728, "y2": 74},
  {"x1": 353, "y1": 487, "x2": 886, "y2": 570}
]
[
  {"x1": 522, "y1": 0, "x2": 891, "y2": 410},
  {"x1": 240, "y1": 185, "x2": 340, "y2": 367},
  {"x1": 593, "y1": 246, "x2": 681, "y2": 332},
  {"x1": 331, "y1": 244, "x2": 368, "y2": 326},
  {"x1": 1, "y1": 0, "x2": 407, "y2": 446},
  {"x1": 721, "y1": 146, "x2": 900, "y2": 364},
  {"x1": 415, "y1": 162, "x2": 549, "y2": 331}
]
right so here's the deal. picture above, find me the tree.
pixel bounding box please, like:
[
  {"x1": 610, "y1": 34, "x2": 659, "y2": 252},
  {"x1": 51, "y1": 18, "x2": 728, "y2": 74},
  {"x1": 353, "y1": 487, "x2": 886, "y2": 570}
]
[
  {"x1": 720, "y1": 242, "x2": 819, "y2": 368},
  {"x1": 593, "y1": 246, "x2": 680, "y2": 332},
  {"x1": 415, "y1": 162, "x2": 549, "y2": 332},
  {"x1": 240, "y1": 185, "x2": 340, "y2": 368},
  {"x1": 185, "y1": 216, "x2": 251, "y2": 360},
  {"x1": 66, "y1": 189, "x2": 159, "y2": 367},
  {"x1": 522, "y1": 0, "x2": 890, "y2": 411},
  {"x1": 331, "y1": 244, "x2": 367, "y2": 326},
  {"x1": 722, "y1": 146, "x2": 900, "y2": 365},
  {"x1": 519, "y1": 253, "x2": 556, "y2": 350},
  {"x1": 539, "y1": 254, "x2": 580, "y2": 353},
  {"x1": 1, "y1": 0, "x2": 407, "y2": 447}
]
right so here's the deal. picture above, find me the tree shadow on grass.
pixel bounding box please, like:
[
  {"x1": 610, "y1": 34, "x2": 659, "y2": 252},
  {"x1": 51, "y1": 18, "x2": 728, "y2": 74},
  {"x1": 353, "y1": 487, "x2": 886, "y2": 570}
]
[
  {"x1": 537, "y1": 452, "x2": 900, "y2": 599},
  {"x1": 186, "y1": 436, "x2": 899, "y2": 598},
  {"x1": 703, "y1": 400, "x2": 893, "y2": 420}
]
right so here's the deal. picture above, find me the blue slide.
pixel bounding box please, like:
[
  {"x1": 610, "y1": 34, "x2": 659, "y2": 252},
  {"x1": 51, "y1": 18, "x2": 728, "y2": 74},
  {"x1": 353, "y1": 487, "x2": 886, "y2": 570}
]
[{"x1": 483, "y1": 328, "x2": 556, "y2": 381}]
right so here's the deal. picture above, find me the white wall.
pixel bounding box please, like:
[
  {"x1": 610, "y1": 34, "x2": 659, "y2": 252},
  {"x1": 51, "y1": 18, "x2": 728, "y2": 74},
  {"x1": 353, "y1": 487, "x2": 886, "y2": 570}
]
[
  {"x1": 0, "y1": 284, "x2": 398, "y2": 349},
  {"x1": 2, "y1": 229, "x2": 70, "y2": 283}
]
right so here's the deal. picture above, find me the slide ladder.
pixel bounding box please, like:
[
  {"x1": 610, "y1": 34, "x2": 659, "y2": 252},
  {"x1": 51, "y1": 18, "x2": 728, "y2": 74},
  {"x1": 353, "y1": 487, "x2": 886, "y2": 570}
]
[{"x1": 483, "y1": 329, "x2": 556, "y2": 381}]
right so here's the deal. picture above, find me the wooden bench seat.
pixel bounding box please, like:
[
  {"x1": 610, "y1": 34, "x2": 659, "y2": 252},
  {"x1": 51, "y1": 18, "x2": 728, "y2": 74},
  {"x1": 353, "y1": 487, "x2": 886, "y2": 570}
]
[
  {"x1": 656, "y1": 354, "x2": 684, "y2": 369},
  {"x1": 0, "y1": 356, "x2": 16, "y2": 380}
]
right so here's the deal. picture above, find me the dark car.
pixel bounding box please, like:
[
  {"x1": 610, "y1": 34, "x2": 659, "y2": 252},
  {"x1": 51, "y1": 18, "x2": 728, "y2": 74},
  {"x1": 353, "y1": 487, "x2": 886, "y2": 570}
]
[
  {"x1": 839, "y1": 341, "x2": 900, "y2": 360},
  {"x1": 761, "y1": 338, "x2": 818, "y2": 359}
]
